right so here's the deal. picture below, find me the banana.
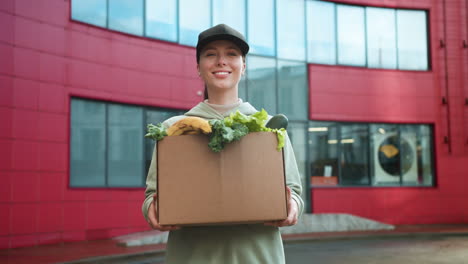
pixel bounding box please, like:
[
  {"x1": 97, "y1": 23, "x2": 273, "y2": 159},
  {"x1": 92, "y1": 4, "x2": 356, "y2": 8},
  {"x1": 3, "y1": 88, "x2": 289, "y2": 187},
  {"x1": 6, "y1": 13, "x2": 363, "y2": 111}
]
[{"x1": 167, "y1": 117, "x2": 212, "y2": 136}]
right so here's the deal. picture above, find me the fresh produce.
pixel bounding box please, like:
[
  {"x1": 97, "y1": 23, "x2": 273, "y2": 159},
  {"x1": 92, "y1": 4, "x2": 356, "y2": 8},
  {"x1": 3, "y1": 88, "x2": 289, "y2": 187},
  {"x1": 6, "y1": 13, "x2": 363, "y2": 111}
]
[
  {"x1": 166, "y1": 117, "x2": 212, "y2": 136},
  {"x1": 145, "y1": 123, "x2": 167, "y2": 141},
  {"x1": 145, "y1": 110, "x2": 287, "y2": 152}
]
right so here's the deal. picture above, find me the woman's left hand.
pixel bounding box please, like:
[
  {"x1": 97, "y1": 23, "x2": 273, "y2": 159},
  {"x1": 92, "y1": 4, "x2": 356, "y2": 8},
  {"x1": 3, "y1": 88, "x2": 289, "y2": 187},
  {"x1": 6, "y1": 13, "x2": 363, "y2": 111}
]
[{"x1": 264, "y1": 186, "x2": 298, "y2": 227}]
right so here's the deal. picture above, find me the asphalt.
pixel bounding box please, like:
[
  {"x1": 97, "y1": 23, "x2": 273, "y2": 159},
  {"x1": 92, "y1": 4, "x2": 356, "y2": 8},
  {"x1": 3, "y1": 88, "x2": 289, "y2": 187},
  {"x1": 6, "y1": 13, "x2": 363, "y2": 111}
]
[{"x1": 2, "y1": 224, "x2": 468, "y2": 264}]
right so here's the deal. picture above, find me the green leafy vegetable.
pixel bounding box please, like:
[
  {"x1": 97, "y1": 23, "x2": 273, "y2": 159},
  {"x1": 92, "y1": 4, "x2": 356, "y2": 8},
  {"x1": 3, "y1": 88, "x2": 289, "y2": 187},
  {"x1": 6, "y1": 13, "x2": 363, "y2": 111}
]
[
  {"x1": 208, "y1": 109, "x2": 287, "y2": 152},
  {"x1": 145, "y1": 123, "x2": 167, "y2": 141}
]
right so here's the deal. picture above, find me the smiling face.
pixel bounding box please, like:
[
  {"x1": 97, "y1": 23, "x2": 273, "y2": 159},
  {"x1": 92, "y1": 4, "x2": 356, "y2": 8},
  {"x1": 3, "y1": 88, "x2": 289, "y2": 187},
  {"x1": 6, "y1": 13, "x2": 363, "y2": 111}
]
[{"x1": 197, "y1": 40, "x2": 246, "y2": 95}]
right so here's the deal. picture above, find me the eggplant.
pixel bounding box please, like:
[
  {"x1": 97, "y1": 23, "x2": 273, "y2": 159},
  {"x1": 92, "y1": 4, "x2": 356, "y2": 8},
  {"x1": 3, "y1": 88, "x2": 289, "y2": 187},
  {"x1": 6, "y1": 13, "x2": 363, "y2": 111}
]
[{"x1": 265, "y1": 114, "x2": 289, "y2": 130}]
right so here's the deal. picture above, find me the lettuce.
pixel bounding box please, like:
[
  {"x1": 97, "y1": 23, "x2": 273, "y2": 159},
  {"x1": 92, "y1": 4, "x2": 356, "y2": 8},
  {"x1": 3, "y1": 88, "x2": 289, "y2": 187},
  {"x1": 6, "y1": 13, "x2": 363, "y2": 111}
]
[{"x1": 145, "y1": 123, "x2": 167, "y2": 141}]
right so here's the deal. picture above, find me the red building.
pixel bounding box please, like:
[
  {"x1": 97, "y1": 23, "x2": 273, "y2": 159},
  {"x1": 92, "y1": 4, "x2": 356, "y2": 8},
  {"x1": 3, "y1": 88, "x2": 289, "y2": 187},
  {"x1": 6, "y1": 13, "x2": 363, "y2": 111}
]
[{"x1": 0, "y1": 0, "x2": 467, "y2": 249}]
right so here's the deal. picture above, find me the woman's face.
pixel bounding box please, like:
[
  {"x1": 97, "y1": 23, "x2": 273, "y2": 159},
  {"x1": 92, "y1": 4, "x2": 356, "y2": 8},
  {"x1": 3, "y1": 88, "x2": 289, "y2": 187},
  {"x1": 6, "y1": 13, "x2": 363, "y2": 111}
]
[{"x1": 197, "y1": 40, "x2": 246, "y2": 93}]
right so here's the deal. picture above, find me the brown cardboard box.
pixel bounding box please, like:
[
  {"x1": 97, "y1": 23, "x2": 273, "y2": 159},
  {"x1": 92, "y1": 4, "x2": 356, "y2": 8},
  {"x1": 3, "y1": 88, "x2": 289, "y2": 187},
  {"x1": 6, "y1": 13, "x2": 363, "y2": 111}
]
[{"x1": 157, "y1": 132, "x2": 287, "y2": 226}]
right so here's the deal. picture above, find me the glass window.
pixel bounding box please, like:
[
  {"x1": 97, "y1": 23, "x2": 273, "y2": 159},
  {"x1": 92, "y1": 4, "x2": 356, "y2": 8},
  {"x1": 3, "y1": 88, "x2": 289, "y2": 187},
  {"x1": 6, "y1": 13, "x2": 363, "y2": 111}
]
[
  {"x1": 277, "y1": 60, "x2": 308, "y2": 120},
  {"x1": 397, "y1": 10, "x2": 428, "y2": 70},
  {"x1": 107, "y1": 104, "x2": 144, "y2": 187},
  {"x1": 213, "y1": 0, "x2": 245, "y2": 36},
  {"x1": 70, "y1": 99, "x2": 106, "y2": 187},
  {"x1": 310, "y1": 121, "x2": 434, "y2": 187},
  {"x1": 306, "y1": 0, "x2": 336, "y2": 64},
  {"x1": 108, "y1": 0, "x2": 144, "y2": 35},
  {"x1": 71, "y1": 0, "x2": 107, "y2": 27},
  {"x1": 146, "y1": 0, "x2": 177, "y2": 41},
  {"x1": 340, "y1": 124, "x2": 370, "y2": 185},
  {"x1": 337, "y1": 5, "x2": 366, "y2": 66},
  {"x1": 247, "y1": 0, "x2": 275, "y2": 56},
  {"x1": 179, "y1": 0, "x2": 211, "y2": 46},
  {"x1": 70, "y1": 98, "x2": 184, "y2": 188},
  {"x1": 288, "y1": 122, "x2": 308, "y2": 208},
  {"x1": 247, "y1": 56, "x2": 277, "y2": 114},
  {"x1": 276, "y1": 0, "x2": 306, "y2": 61},
  {"x1": 366, "y1": 7, "x2": 397, "y2": 69},
  {"x1": 309, "y1": 122, "x2": 339, "y2": 186}
]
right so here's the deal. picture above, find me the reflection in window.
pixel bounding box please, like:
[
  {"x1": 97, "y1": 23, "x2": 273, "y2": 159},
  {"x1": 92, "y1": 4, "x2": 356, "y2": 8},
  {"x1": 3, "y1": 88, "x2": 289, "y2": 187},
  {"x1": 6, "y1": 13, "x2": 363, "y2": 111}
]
[
  {"x1": 307, "y1": 0, "x2": 336, "y2": 64},
  {"x1": 397, "y1": 10, "x2": 428, "y2": 70},
  {"x1": 146, "y1": 0, "x2": 177, "y2": 41},
  {"x1": 247, "y1": 0, "x2": 275, "y2": 56},
  {"x1": 309, "y1": 123, "x2": 339, "y2": 186},
  {"x1": 108, "y1": 0, "x2": 144, "y2": 36},
  {"x1": 288, "y1": 122, "x2": 308, "y2": 206},
  {"x1": 276, "y1": 0, "x2": 306, "y2": 60},
  {"x1": 310, "y1": 121, "x2": 434, "y2": 187},
  {"x1": 107, "y1": 105, "x2": 144, "y2": 187},
  {"x1": 70, "y1": 99, "x2": 106, "y2": 187},
  {"x1": 213, "y1": 0, "x2": 245, "y2": 36},
  {"x1": 277, "y1": 60, "x2": 308, "y2": 120},
  {"x1": 366, "y1": 7, "x2": 397, "y2": 69},
  {"x1": 179, "y1": 0, "x2": 211, "y2": 46},
  {"x1": 71, "y1": 0, "x2": 107, "y2": 27},
  {"x1": 340, "y1": 124, "x2": 369, "y2": 185},
  {"x1": 70, "y1": 98, "x2": 184, "y2": 188},
  {"x1": 337, "y1": 5, "x2": 366, "y2": 66},
  {"x1": 247, "y1": 56, "x2": 277, "y2": 114}
]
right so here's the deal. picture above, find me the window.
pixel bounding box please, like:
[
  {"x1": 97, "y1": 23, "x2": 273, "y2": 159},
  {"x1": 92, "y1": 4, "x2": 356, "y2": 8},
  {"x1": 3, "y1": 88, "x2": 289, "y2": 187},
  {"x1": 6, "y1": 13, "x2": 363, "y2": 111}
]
[
  {"x1": 70, "y1": 98, "x2": 184, "y2": 188},
  {"x1": 306, "y1": 1, "x2": 429, "y2": 71},
  {"x1": 397, "y1": 10, "x2": 429, "y2": 70},
  {"x1": 213, "y1": 0, "x2": 246, "y2": 36},
  {"x1": 179, "y1": 0, "x2": 211, "y2": 46},
  {"x1": 337, "y1": 5, "x2": 366, "y2": 66},
  {"x1": 277, "y1": 60, "x2": 308, "y2": 120},
  {"x1": 366, "y1": 7, "x2": 397, "y2": 69},
  {"x1": 145, "y1": 0, "x2": 178, "y2": 41},
  {"x1": 247, "y1": 0, "x2": 275, "y2": 56},
  {"x1": 246, "y1": 56, "x2": 277, "y2": 114},
  {"x1": 71, "y1": 0, "x2": 107, "y2": 27},
  {"x1": 307, "y1": 0, "x2": 336, "y2": 64},
  {"x1": 309, "y1": 121, "x2": 434, "y2": 187},
  {"x1": 276, "y1": 0, "x2": 306, "y2": 61},
  {"x1": 108, "y1": 0, "x2": 144, "y2": 36}
]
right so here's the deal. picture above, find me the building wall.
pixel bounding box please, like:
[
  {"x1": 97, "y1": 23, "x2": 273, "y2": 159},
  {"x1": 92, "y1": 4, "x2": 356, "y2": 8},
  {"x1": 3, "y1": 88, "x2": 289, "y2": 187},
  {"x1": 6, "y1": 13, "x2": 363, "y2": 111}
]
[
  {"x1": 309, "y1": 0, "x2": 468, "y2": 224},
  {"x1": 0, "y1": 0, "x2": 467, "y2": 249}
]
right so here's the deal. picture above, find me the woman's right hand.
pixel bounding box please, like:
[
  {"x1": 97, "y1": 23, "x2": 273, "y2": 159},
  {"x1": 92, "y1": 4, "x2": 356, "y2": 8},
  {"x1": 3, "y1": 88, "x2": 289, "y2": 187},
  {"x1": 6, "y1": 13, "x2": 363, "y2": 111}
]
[{"x1": 147, "y1": 194, "x2": 181, "y2": 231}]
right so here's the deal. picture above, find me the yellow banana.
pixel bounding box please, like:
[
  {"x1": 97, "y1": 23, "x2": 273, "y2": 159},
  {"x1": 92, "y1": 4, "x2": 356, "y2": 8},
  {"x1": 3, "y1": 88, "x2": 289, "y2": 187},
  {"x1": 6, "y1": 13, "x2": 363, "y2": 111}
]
[{"x1": 167, "y1": 117, "x2": 212, "y2": 136}]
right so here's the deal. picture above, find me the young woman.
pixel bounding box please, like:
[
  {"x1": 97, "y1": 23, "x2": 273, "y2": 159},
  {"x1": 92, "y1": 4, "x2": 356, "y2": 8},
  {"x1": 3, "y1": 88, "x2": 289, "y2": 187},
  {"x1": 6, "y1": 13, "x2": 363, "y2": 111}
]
[{"x1": 142, "y1": 24, "x2": 304, "y2": 264}]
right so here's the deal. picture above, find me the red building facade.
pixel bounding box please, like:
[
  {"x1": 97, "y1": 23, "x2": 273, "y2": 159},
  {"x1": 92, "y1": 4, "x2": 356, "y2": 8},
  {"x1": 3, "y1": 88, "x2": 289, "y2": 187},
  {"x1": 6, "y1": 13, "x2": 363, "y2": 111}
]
[{"x1": 0, "y1": 0, "x2": 467, "y2": 249}]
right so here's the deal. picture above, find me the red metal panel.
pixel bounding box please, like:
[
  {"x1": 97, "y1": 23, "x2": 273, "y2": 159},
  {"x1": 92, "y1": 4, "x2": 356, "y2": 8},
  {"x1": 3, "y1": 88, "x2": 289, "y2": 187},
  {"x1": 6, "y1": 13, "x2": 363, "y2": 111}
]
[
  {"x1": 0, "y1": 76, "x2": 14, "y2": 107},
  {"x1": 0, "y1": 43, "x2": 14, "y2": 75},
  {"x1": 9, "y1": 234, "x2": 37, "y2": 249},
  {"x1": 0, "y1": 204, "x2": 10, "y2": 235},
  {"x1": 14, "y1": 0, "x2": 43, "y2": 21},
  {"x1": 10, "y1": 203, "x2": 38, "y2": 234},
  {"x1": 12, "y1": 141, "x2": 39, "y2": 171},
  {"x1": 62, "y1": 231, "x2": 86, "y2": 242},
  {"x1": 63, "y1": 202, "x2": 87, "y2": 231},
  {"x1": 40, "y1": 0, "x2": 69, "y2": 27},
  {"x1": 0, "y1": 172, "x2": 11, "y2": 203},
  {"x1": 0, "y1": 107, "x2": 12, "y2": 138},
  {"x1": 10, "y1": 172, "x2": 39, "y2": 202},
  {"x1": 38, "y1": 142, "x2": 67, "y2": 172},
  {"x1": 87, "y1": 202, "x2": 129, "y2": 230},
  {"x1": 39, "y1": 53, "x2": 67, "y2": 84},
  {"x1": 0, "y1": 0, "x2": 14, "y2": 13},
  {"x1": 39, "y1": 172, "x2": 64, "y2": 202},
  {"x1": 0, "y1": 139, "x2": 12, "y2": 170},
  {"x1": 37, "y1": 203, "x2": 63, "y2": 233},
  {"x1": 12, "y1": 109, "x2": 39, "y2": 140},
  {"x1": 39, "y1": 23, "x2": 66, "y2": 56},
  {"x1": 14, "y1": 47, "x2": 40, "y2": 80},
  {"x1": 38, "y1": 232, "x2": 62, "y2": 245},
  {"x1": 38, "y1": 112, "x2": 67, "y2": 142},
  {"x1": 13, "y1": 78, "x2": 39, "y2": 110},
  {"x1": 0, "y1": 12, "x2": 14, "y2": 44},
  {"x1": 39, "y1": 83, "x2": 66, "y2": 113}
]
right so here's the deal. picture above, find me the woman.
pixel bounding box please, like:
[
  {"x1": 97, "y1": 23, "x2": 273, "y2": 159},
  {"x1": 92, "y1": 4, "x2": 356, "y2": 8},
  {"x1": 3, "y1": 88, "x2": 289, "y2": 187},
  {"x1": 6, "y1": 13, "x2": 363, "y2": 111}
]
[{"x1": 142, "y1": 24, "x2": 304, "y2": 264}]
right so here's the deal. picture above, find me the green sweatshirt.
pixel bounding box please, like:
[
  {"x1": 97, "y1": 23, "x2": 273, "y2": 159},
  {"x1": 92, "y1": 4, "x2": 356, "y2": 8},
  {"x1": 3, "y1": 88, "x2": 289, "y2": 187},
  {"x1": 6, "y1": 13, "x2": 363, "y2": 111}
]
[{"x1": 142, "y1": 101, "x2": 304, "y2": 264}]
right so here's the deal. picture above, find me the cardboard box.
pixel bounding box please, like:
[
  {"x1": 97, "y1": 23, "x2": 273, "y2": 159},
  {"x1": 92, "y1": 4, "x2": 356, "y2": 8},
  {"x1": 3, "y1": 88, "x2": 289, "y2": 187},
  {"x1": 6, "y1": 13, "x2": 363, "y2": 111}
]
[{"x1": 157, "y1": 132, "x2": 287, "y2": 226}]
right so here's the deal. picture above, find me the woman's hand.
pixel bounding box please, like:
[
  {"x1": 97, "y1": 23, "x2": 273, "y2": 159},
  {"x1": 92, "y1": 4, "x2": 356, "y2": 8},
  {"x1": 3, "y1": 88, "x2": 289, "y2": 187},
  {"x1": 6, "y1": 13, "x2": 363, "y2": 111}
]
[
  {"x1": 147, "y1": 194, "x2": 181, "y2": 231},
  {"x1": 264, "y1": 187, "x2": 299, "y2": 227}
]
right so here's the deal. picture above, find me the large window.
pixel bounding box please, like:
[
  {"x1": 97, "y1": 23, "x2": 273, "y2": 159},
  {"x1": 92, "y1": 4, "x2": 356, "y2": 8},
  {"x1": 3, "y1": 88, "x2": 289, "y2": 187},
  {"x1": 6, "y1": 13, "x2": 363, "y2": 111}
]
[
  {"x1": 309, "y1": 121, "x2": 434, "y2": 187},
  {"x1": 108, "y1": 0, "x2": 144, "y2": 36},
  {"x1": 145, "y1": 0, "x2": 178, "y2": 42},
  {"x1": 276, "y1": 0, "x2": 306, "y2": 61},
  {"x1": 247, "y1": 0, "x2": 275, "y2": 56},
  {"x1": 71, "y1": 0, "x2": 107, "y2": 28},
  {"x1": 70, "y1": 98, "x2": 184, "y2": 188},
  {"x1": 306, "y1": 1, "x2": 429, "y2": 70},
  {"x1": 246, "y1": 56, "x2": 277, "y2": 114},
  {"x1": 212, "y1": 0, "x2": 246, "y2": 37},
  {"x1": 179, "y1": 0, "x2": 211, "y2": 46}
]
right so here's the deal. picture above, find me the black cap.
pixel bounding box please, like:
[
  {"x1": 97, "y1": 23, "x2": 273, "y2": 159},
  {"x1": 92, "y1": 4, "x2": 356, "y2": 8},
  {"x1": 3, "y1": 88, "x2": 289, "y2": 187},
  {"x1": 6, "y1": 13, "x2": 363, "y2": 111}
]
[{"x1": 196, "y1": 24, "x2": 249, "y2": 63}]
